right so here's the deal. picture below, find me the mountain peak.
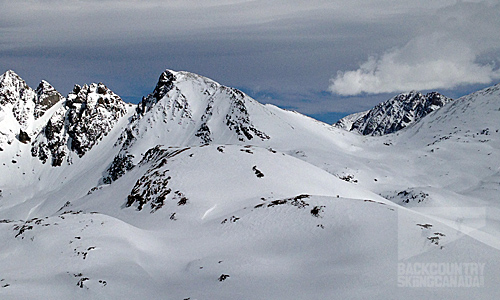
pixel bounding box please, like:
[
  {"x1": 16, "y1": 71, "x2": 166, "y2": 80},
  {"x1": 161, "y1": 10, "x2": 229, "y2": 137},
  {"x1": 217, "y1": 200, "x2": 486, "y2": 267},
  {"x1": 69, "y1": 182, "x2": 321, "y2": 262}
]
[
  {"x1": 335, "y1": 90, "x2": 453, "y2": 136},
  {"x1": 1, "y1": 70, "x2": 500, "y2": 299},
  {"x1": 118, "y1": 69, "x2": 270, "y2": 153},
  {"x1": 152, "y1": 70, "x2": 177, "y2": 101},
  {"x1": 34, "y1": 80, "x2": 63, "y2": 119},
  {"x1": 136, "y1": 70, "x2": 177, "y2": 115},
  {"x1": 1, "y1": 69, "x2": 22, "y2": 82},
  {"x1": 0, "y1": 70, "x2": 32, "y2": 101},
  {"x1": 0, "y1": 70, "x2": 30, "y2": 96},
  {"x1": 0, "y1": 70, "x2": 37, "y2": 129}
]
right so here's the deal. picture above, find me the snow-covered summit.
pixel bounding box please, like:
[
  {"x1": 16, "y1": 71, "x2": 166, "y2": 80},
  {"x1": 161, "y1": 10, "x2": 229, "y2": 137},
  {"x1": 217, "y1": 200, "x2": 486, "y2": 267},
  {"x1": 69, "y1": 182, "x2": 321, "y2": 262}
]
[
  {"x1": 118, "y1": 69, "x2": 270, "y2": 155},
  {"x1": 335, "y1": 91, "x2": 453, "y2": 136},
  {"x1": 0, "y1": 70, "x2": 37, "y2": 130},
  {"x1": 0, "y1": 70, "x2": 32, "y2": 104},
  {"x1": 0, "y1": 70, "x2": 31, "y2": 103},
  {"x1": 423, "y1": 83, "x2": 500, "y2": 130}
]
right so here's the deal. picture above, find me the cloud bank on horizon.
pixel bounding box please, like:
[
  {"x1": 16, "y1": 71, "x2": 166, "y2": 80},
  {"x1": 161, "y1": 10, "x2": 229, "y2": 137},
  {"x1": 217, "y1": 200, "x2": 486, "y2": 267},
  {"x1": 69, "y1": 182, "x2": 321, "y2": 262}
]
[{"x1": 329, "y1": 1, "x2": 500, "y2": 95}]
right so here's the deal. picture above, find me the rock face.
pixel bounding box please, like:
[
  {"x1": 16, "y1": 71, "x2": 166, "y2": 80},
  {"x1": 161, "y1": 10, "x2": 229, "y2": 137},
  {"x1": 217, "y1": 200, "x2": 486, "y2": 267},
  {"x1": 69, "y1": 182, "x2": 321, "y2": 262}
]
[
  {"x1": 32, "y1": 83, "x2": 128, "y2": 166},
  {"x1": 0, "y1": 71, "x2": 68, "y2": 152},
  {"x1": 335, "y1": 91, "x2": 453, "y2": 136},
  {"x1": 34, "y1": 80, "x2": 63, "y2": 119},
  {"x1": 66, "y1": 83, "x2": 128, "y2": 157},
  {"x1": 31, "y1": 107, "x2": 68, "y2": 166},
  {"x1": 222, "y1": 87, "x2": 270, "y2": 142},
  {"x1": 125, "y1": 146, "x2": 191, "y2": 213},
  {"x1": 136, "y1": 70, "x2": 177, "y2": 116}
]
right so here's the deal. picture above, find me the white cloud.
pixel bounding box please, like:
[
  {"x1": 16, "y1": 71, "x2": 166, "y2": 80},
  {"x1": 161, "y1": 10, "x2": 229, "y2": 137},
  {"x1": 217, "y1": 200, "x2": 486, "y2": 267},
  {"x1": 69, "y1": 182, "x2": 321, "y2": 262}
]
[{"x1": 329, "y1": 1, "x2": 500, "y2": 95}]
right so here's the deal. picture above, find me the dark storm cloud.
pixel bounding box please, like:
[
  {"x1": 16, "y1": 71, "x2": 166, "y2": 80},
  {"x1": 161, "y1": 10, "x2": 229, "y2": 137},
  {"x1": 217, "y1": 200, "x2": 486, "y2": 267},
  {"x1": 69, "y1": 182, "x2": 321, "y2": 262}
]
[{"x1": 1, "y1": 0, "x2": 498, "y2": 123}]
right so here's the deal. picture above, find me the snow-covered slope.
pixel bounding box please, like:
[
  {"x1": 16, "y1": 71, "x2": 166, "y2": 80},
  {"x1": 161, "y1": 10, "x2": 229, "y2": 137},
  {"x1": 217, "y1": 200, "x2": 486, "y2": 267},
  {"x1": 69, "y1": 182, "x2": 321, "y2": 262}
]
[
  {"x1": 391, "y1": 83, "x2": 500, "y2": 205},
  {"x1": 335, "y1": 91, "x2": 453, "y2": 135},
  {"x1": 0, "y1": 69, "x2": 499, "y2": 299},
  {"x1": 333, "y1": 109, "x2": 369, "y2": 131}
]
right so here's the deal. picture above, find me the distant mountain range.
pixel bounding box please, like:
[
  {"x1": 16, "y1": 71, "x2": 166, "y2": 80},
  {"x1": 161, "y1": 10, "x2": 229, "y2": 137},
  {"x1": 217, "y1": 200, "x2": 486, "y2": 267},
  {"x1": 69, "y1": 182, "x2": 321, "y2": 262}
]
[{"x1": 0, "y1": 69, "x2": 499, "y2": 299}]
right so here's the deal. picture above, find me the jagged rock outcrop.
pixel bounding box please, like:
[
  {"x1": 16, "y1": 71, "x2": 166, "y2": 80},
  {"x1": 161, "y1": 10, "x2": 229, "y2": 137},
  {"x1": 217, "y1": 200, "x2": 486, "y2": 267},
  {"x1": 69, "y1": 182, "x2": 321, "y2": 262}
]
[
  {"x1": 125, "y1": 146, "x2": 191, "y2": 213},
  {"x1": 102, "y1": 153, "x2": 135, "y2": 184},
  {"x1": 335, "y1": 91, "x2": 453, "y2": 136},
  {"x1": 0, "y1": 71, "x2": 66, "y2": 151},
  {"x1": 31, "y1": 106, "x2": 69, "y2": 166},
  {"x1": 136, "y1": 70, "x2": 177, "y2": 116},
  {"x1": 34, "y1": 80, "x2": 63, "y2": 119},
  {"x1": 223, "y1": 87, "x2": 269, "y2": 142},
  {"x1": 18, "y1": 129, "x2": 31, "y2": 144},
  {"x1": 0, "y1": 70, "x2": 37, "y2": 129},
  {"x1": 66, "y1": 83, "x2": 128, "y2": 156},
  {"x1": 32, "y1": 83, "x2": 128, "y2": 166}
]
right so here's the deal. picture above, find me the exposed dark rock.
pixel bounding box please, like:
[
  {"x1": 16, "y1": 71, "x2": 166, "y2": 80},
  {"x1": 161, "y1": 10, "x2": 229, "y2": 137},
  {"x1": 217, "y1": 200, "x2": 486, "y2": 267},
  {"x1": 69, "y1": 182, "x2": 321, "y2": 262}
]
[
  {"x1": 195, "y1": 123, "x2": 212, "y2": 144},
  {"x1": 218, "y1": 274, "x2": 230, "y2": 282},
  {"x1": 102, "y1": 154, "x2": 135, "y2": 184},
  {"x1": 76, "y1": 277, "x2": 89, "y2": 288},
  {"x1": 252, "y1": 165, "x2": 264, "y2": 178},
  {"x1": 0, "y1": 70, "x2": 37, "y2": 127},
  {"x1": 310, "y1": 206, "x2": 325, "y2": 217},
  {"x1": 224, "y1": 87, "x2": 270, "y2": 142},
  {"x1": 266, "y1": 194, "x2": 310, "y2": 208},
  {"x1": 136, "y1": 70, "x2": 177, "y2": 116},
  {"x1": 34, "y1": 80, "x2": 63, "y2": 119},
  {"x1": 18, "y1": 129, "x2": 31, "y2": 144},
  {"x1": 335, "y1": 91, "x2": 453, "y2": 136},
  {"x1": 31, "y1": 83, "x2": 127, "y2": 166}
]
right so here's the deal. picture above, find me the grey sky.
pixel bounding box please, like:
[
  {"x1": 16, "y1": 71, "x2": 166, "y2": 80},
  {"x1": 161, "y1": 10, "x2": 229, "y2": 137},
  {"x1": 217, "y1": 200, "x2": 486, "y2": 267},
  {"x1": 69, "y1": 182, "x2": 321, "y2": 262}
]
[{"x1": 1, "y1": 0, "x2": 499, "y2": 123}]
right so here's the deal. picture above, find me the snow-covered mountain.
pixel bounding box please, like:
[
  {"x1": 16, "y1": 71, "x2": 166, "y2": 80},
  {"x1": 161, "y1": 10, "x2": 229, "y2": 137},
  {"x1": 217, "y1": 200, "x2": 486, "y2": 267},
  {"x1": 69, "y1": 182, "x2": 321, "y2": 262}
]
[
  {"x1": 0, "y1": 69, "x2": 499, "y2": 299},
  {"x1": 335, "y1": 91, "x2": 453, "y2": 135},
  {"x1": 116, "y1": 70, "x2": 270, "y2": 158}
]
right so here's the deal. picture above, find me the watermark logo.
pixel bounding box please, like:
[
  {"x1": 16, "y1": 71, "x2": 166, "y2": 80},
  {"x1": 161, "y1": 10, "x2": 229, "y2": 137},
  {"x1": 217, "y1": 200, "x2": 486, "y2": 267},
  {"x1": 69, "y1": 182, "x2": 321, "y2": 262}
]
[
  {"x1": 398, "y1": 262, "x2": 485, "y2": 288},
  {"x1": 397, "y1": 207, "x2": 487, "y2": 261},
  {"x1": 396, "y1": 206, "x2": 492, "y2": 288}
]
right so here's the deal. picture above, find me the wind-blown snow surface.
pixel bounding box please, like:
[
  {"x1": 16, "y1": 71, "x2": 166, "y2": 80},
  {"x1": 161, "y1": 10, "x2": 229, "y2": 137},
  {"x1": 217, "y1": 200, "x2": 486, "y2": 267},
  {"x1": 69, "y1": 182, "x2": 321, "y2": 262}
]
[{"x1": 0, "y1": 69, "x2": 499, "y2": 299}]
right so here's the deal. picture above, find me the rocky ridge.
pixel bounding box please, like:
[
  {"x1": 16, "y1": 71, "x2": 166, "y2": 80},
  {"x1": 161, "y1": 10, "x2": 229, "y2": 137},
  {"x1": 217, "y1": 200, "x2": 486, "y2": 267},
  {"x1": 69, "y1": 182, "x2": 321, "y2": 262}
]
[
  {"x1": 31, "y1": 83, "x2": 128, "y2": 166},
  {"x1": 335, "y1": 91, "x2": 453, "y2": 136}
]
